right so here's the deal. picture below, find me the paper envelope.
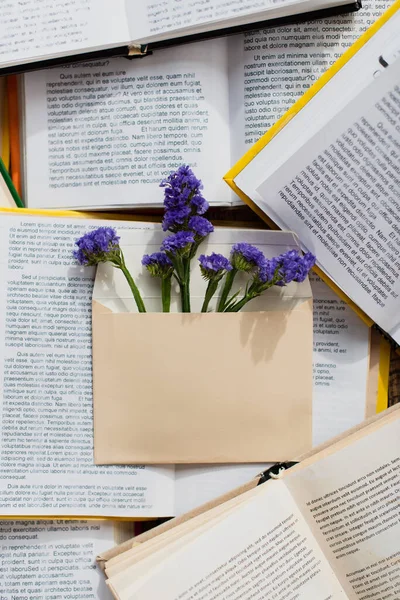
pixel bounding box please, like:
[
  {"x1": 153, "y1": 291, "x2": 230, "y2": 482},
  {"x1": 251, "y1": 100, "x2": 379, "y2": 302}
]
[{"x1": 92, "y1": 228, "x2": 313, "y2": 464}]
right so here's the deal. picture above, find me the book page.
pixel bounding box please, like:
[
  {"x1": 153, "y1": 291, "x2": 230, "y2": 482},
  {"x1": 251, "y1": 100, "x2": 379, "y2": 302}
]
[
  {"x1": 285, "y1": 412, "x2": 400, "y2": 599},
  {"x1": 257, "y1": 57, "x2": 400, "y2": 341},
  {"x1": 310, "y1": 273, "x2": 370, "y2": 446},
  {"x1": 0, "y1": 212, "x2": 175, "y2": 518},
  {"x1": 0, "y1": 519, "x2": 114, "y2": 599},
  {"x1": 228, "y1": 0, "x2": 392, "y2": 163},
  {"x1": 108, "y1": 481, "x2": 348, "y2": 600},
  {"x1": 0, "y1": 175, "x2": 16, "y2": 209},
  {"x1": 128, "y1": 0, "x2": 352, "y2": 44},
  {"x1": 235, "y1": 11, "x2": 400, "y2": 341},
  {"x1": 23, "y1": 39, "x2": 231, "y2": 209},
  {"x1": 0, "y1": 0, "x2": 129, "y2": 68}
]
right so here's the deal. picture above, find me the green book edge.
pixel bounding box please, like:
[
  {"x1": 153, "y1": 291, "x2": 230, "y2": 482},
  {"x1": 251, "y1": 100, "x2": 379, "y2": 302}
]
[{"x1": 0, "y1": 157, "x2": 24, "y2": 208}]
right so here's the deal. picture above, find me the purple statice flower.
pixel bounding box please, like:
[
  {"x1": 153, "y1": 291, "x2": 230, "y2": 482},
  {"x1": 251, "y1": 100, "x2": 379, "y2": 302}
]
[
  {"x1": 190, "y1": 193, "x2": 209, "y2": 215},
  {"x1": 161, "y1": 231, "x2": 195, "y2": 256},
  {"x1": 142, "y1": 252, "x2": 173, "y2": 279},
  {"x1": 230, "y1": 243, "x2": 266, "y2": 273},
  {"x1": 162, "y1": 206, "x2": 191, "y2": 232},
  {"x1": 73, "y1": 227, "x2": 120, "y2": 266},
  {"x1": 199, "y1": 253, "x2": 232, "y2": 280},
  {"x1": 256, "y1": 257, "x2": 279, "y2": 284},
  {"x1": 188, "y1": 216, "x2": 214, "y2": 239},
  {"x1": 274, "y1": 250, "x2": 316, "y2": 286},
  {"x1": 160, "y1": 165, "x2": 204, "y2": 211}
]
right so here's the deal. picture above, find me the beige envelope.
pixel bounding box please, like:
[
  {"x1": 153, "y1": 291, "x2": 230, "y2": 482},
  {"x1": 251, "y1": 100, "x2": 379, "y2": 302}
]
[{"x1": 92, "y1": 228, "x2": 313, "y2": 464}]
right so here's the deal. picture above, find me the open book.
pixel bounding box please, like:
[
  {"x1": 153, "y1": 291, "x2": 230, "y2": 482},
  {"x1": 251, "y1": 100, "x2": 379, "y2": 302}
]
[
  {"x1": 0, "y1": 519, "x2": 133, "y2": 600},
  {"x1": 101, "y1": 404, "x2": 400, "y2": 600},
  {"x1": 0, "y1": 0, "x2": 360, "y2": 75},
  {"x1": 0, "y1": 207, "x2": 388, "y2": 520},
  {"x1": 21, "y1": 1, "x2": 388, "y2": 210},
  {"x1": 225, "y1": 1, "x2": 400, "y2": 346}
]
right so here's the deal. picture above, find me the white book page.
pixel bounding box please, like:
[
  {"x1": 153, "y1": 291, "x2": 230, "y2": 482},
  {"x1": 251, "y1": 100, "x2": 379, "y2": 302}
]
[
  {"x1": 232, "y1": 1, "x2": 399, "y2": 173},
  {"x1": 128, "y1": 0, "x2": 351, "y2": 44},
  {"x1": 228, "y1": 0, "x2": 393, "y2": 163},
  {"x1": 23, "y1": 39, "x2": 231, "y2": 209},
  {"x1": 173, "y1": 464, "x2": 268, "y2": 516},
  {"x1": 0, "y1": 213, "x2": 174, "y2": 518},
  {"x1": 109, "y1": 481, "x2": 348, "y2": 600},
  {"x1": 310, "y1": 273, "x2": 370, "y2": 446},
  {"x1": 0, "y1": 520, "x2": 114, "y2": 600},
  {"x1": 285, "y1": 413, "x2": 400, "y2": 599},
  {"x1": 250, "y1": 58, "x2": 400, "y2": 341},
  {"x1": 0, "y1": 0, "x2": 129, "y2": 69}
]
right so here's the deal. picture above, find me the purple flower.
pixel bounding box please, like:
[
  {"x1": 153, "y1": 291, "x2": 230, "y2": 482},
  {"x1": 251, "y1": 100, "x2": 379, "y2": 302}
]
[
  {"x1": 188, "y1": 216, "x2": 214, "y2": 239},
  {"x1": 199, "y1": 253, "x2": 232, "y2": 280},
  {"x1": 142, "y1": 252, "x2": 173, "y2": 278},
  {"x1": 274, "y1": 250, "x2": 316, "y2": 285},
  {"x1": 257, "y1": 257, "x2": 279, "y2": 284},
  {"x1": 190, "y1": 193, "x2": 209, "y2": 215},
  {"x1": 73, "y1": 227, "x2": 120, "y2": 266},
  {"x1": 162, "y1": 206, "x2": 191, "y2": 232},
  {"x1": 160, "y1": 165, "x2": 205, "y2": 211},
  {"x1": 161, "y1": 231, "x2": 195, "y2": 256},
  {"x1": 230, "y1": 243, "x2": 266, "y2": 273}
]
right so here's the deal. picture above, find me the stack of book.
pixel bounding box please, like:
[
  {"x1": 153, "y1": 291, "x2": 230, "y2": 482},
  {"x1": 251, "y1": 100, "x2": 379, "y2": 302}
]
[{"x1": 0, "y1": 0, "x2": 398, "y2": 598}]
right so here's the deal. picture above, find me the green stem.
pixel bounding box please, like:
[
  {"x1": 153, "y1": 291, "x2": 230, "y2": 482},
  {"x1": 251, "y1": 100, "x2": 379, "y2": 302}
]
[
  {"x1": 179, "y1": 257, "x2": 191, "y2": 313},
  {"x1": 119, "y1": 263, "x2": 146, "y2": 313},
  {"x1": 161, "y1": 277, "x2": 172, "y2": 313},
  {"x1": 179, "y1": 280, "x2": 191, "y2": 312},
  {"x1": 217, "y1": 268, "x2": 237, "y2": 312},
  {"x1": 201, "y1": 278, "x2": 219, "y2": 313},
  {"x1": 225, "y1": 294, "x2": 258, "y2": 313}
]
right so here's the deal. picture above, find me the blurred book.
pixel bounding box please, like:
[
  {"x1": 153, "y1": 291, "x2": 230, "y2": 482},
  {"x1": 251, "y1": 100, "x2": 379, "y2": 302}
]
[{"x1": 0, "y1": 0, "x2": 360, "y2": 75}]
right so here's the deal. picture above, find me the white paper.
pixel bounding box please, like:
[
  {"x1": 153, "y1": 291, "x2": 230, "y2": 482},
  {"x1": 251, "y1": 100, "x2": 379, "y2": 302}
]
[
  {"x1": 0, "y1": 213, "x2": 175, "y2": 518},
  {"x1": 0, "y1": 0, "x2": 129, "y2": 68},
  {"x1": 110, "y1": 481, "x2": 347, "y2": 599},
  {"x1": 310, "y1": 273, "x2": 370, "y2": 446},
  {"x1": 24, "y1": 39, "x2": 231, "y2": 209},
  {"x1": 0, "y1": 519, "x2": 114, "y2": 600},
  {"x1": 173, "y1": 464, "x2": 268, "y2": 516},
  {"x1": 235, "y1": 11, "x2": 400, "y2": 342},
  {"x1": 228, "y1": 0, "x2": 393, "y2": 162},
  {"x1": 128, "y1": 0, "x2": 352, "y2": 43},
  {"x1": 286, "y1": 415, "x2": 400, "y2": 599},
  {"x1": 256, "y1": 58, "x2": 400, "y2": 341}
]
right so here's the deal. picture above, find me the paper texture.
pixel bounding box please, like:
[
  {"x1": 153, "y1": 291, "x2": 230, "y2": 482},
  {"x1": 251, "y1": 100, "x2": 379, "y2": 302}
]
[
  {"x1": 0, "y1": 174, "x2": 16, "y2": 208},
  {"x1": 230, "y1": 4, "x2": 400, "y2": 342},
  {"x1": 0, "y1": 211, "x2": 175, "y2": 518},
  {"x1": 0, "y1": 519, "x2": 115, "y2": 600},
  {"x1": 93, "y1": 307, "x2": 313, "y2": 464},
  {"x1": 22, "y1": 1, "x2": 385, "y2": 211},
  {"x1": 103, "y1": 407, "x2": 400, "y2": 600},
  {"x1": 99, "y1": 405, "x2": 399, "y2": 573},
  {"x1": 92, "y1": 228, "x2": 313, "y2": 464}
]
